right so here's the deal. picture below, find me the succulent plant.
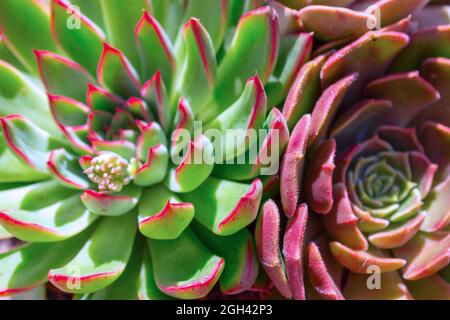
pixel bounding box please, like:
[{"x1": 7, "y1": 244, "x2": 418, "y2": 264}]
[
  {"x1": 257, "y1": 0, "x2": 450, "y2": 300},
  {"x1": 0, "y1": 0, "x2": 323, "y2": 300}
]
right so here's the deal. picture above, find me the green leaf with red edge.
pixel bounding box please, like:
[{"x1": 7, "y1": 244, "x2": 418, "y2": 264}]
[
  {"x1": 51, "y1": 0, "x2": 106, "y2": 75},
  {"x1": 180, "y1": 178, "x2": 262, "y2": 236},
  {"x1": 70, "y1": 0, "x2": 105, "y2": 30},
  {"x1": 0, "y1": 180, "x2": 77, "y2": 212},
  {"x1": 0, "y1": 0, "x2": 59, "y2": 74},
  {"x1": 0, "y1": 114, "x2": 67, "y2": 173},
  {"x1": 48, "y1": 94, "x2": 89, "y2": 128},
  {"x1": 136, "y1": 120, "x2": 167, "y2": 162},
  {"x1": 205, "y1": 75, "x2": 267, "y2": 163},
  {"x1": 389, "y1": 25, "x2": 450, "y2": 72},
  {"x1": 133, "y1": 144, "x2": 169, "y2": 187},
  {"x1": 0, "y1": 226, "x2": 91, "y2": 297},
  {"x1": 87, "y1": 83, "x2": 124, "y2": 113},
  {"x1": 0, "y1": 61, "x2": 62, "y2": 138},
  {"x1": 255, "y1": 199, "x2": 292, "y2": 299},
  {"x1": 135, "y1": 12, "x2": 175, "y2": 85},
  {"x1": 213, "y1": 107, "x2": 289, "y2": 181},
  {"x1": 100, "y1": 0, "x2": 152, "y2": 73},
  {"x1": 81, "y1": 185, "x2": 142, "y2": 216},
  {"x1": 173, "y1": 18, "x2": 217, "y2": 117},
  {"x1": 0, "y1": 133, "x2": 48, "y2": 182},
  {"x1": 0, "y1": 194, "x2": 97, "y2": 243},
  {"x1": 299, "y1": 6, "x2": 372, "y2": 42},
  {"x1": 0, "y1": 36, "x2": 25, "y2": 72},
  {"x1": 192, "y1": 221, "x2": 259, "y2": 295},
  {"x1": 213, "y1": 6, "x2": 279, "y2": 112},
  {"x1": 180, "y1": 0, "x2": 228, "y2": 52},
  {"x1": 148, "y1": 227, "x2": 224, "y2": 299},
  {"x1": 141, "y1": 72, "x2": 170, "y2": 130},
  {"x1": 47, "y1": 148, "x2": 90, "y2": 190},
  {"x1": 394, "y1": 231, "x2": 450, "y2": 280},
  {"x1": 266, "y1": 32, "x2": 313, "y2": 108},
  {"x1": 138, "y1": 185, "x2": 194, "y2": 240},
  {"x1": 48, "y1": 213, "x2": 137, "y2": 294},
  {"x1": 150, "y1": 0, "x2": 185, "y2": 41},
  {"x1": 97, "y1": 43, "x2": 141, "y2": 98},
  {"x1": 164, "y1": 135, "x2": 214, "y2": 193},
  {"x1": 320, "y1": 31, "x2": 409, "y2": 90},
  {"x1": 35, "y1": 50, "x2": 95, "y2": 103},
  {"x1": 77, "y1": 237, "x2": 143, "y2": 300},
  {"x1": 282, "y1": 54, "x2": 327, "y2": 131},
  {"x1": 138, "y1": 245, "x2": 172, "y2": 300}
]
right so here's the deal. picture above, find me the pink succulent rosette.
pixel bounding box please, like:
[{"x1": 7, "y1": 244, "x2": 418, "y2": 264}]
[{"x1": 257, "y1": 0, "x2": 450, "y2": 300}]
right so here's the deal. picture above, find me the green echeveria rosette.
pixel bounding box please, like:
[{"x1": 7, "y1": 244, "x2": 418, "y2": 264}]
[
  {"x1": 256, "y1": 0, "x2": 450, "y2": 300},
  {"x1": 0, "y1": 0, "x2": 323, "y2": 299}
]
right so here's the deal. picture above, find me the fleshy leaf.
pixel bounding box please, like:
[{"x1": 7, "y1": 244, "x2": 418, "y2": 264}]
[
  {"x1": 193, "y1": 222, "x2": 259, "y2": 295},
  {"x1": 214, "y1": 6, "x2": 279, "y2": 110},
  {"x1": 97, "y1": 43, "x2": 141, "y2": 98},
  {"x1": 281, "y1": 114, "x2": 310, "y2": 218},
  {"x1": 0, "y1": 195, "x2": 96, "y2": 242},
  {"x1": 148, "y1": 227, "x2": 224, "y2": 299},
  {"x1": 48, "y1": 213, "x2": 137, "y2": 293},
  {"x1": 0, "y1": 0, "x2": 59, "y2": 73},
  {"x1": 135, "y1": 12, "x2": 175, "y2": 84},
  {"x1": 180, "y1": 178, "x2": 262, "y2": 236},
  {"x1": 51, "y1": 0, "x2": 106, "y2": 75},
  {"x1": 133, "y1": 144, "x2": 169, "y2": 187},
  {"x1": 80, "y1": 185, "x2": 142, "y2": 216},
  {"x1": 421, "y1": 175, "x2": 450, "y2": 232},
  {"x1": 138, "y1": 185, "x2": 194, "y2": 240}
]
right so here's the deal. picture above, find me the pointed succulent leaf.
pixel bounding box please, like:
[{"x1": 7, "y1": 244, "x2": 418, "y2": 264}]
[
  {"x1": 266, "y1": 32, "x2": 313, "y2": 108},
  {"x1": 306, "y1": 241, "x2": 345, "y2": 300},
  {"x1": 389, "y1": 25, "x2": 450, "y2": 72},
  {"x1": 136, "y1": 120, "x2": 167, "y2": 162},
  {"x1": 48, "y1": 213, "x2": 137, "y2": 293},
  {"x1": 138, "y1": 185, "x2": 194, "y2": 240},
  {"x1": 87, "y1": 83, "x2": 124, "y2": 113},
  {"x1": 255, "y1": 199, "x2": 292, "y2": 299},
  {"x1": 0, "y1": 114, "x2": 67, "y2": 173},
  {"x1": 280, "y1": 114, "x2": 310, "y2": 219},
  {"x1": 365, "y1": 72, "x2": 440, "y2": 127},
  {"x1": 35, "y1": 50, "x2": 95, "y2": 103},
  {"x1": 323, "y1": 184, "x2": 369, "y2": 251},
  {"x1": 173, "y1": 18, "x2": 217, "y2": 116},
  {"x1": 0, "y1": 61, "x2": 62, "y2": 138},
  {"x1": 344, "y1": 270, "x2": 413, "y2": 300},
  {"x1": 193, "y1": 222, "x2": 259, "y2": 295},
  {"x1": 282, "y1": 54, "x2": 327, "y2": 131},
  {"x1": 135, "y1": 12, "x2": 175, "y2": 84},
  {"x1": 305, "y1": 139, "x2": 336, "y2": 214},
  {"x1": 0, "y1": 0, "x2": 59, "y2": 73},
  {"x1": 214, "y1": 6, "x2": 279, "y2": 110},
  {"x1": 141, "y1": 71, "x2": 170, "y2": 130},
  {"x1": 0, "y1": 133, "x2": 49, "y2": 182},
  {"x1": 165, "y1": 135, "x2": 214, "y2": 193},
  {"x1": 80, "y1": 185, "x2": 142, "y2": 216},
  {"x1": 48, "y1": 94, "x2": 89, "y2": 128},
  {"x1": 205, "y1": 75, "x2": 267, "y2": 162},
  {"x1": 133, "y1": 144, "x2": 169, "y2": 187},
  {"x1": 421, "y1": 175, "x2": 450, "y2": 232},
  {"x1": 47, "y1": 148, "x2": 90, "y2": 190},
  {"x1": 418, "y1": 122, "x2": 450, "y2": 180},
  {"x1": 395, "y1": 231, "x2": 450, "y2": 280},
  {"x1": 100, "y1": 0, "x2": 152, "y2": 72},
  {"x1": 0, "y1": 194, "x2": 97, "y2": 242},
  {"x1": 330, "y1": 242, "x2": 406, "y2": 273},
  {"x1": 0, "y1": 229, "x2": 90, "y2": 296},
  {"x1": 148, "y1": 227, "x2": 225, "y2": 299},
  {"x1": 299, "y1": 6, "x2": 373, "y2": 42},
  {"x1": 320, "y1": 31, "x2": 409, "y2": 90},
  {"x1": 180, "y1": 178, "x2": 262, "y2": 236},
  {"x1": 97, "y1": 43, "x2": 141, "y2": 98},
  {"x1": 51, "y1": 0, "x2": 106, "y2": 75}
]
